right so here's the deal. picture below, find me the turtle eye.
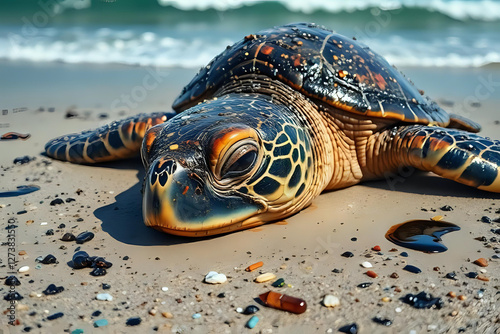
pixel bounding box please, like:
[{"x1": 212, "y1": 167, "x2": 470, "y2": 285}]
[{"x1": 220, "y1": 141, "x2": 258, "y2": 179}]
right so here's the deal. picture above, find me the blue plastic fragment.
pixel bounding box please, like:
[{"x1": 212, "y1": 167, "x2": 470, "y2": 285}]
[
  {"x1": 246, "y1": 315, "x2": 259, "y2": 329},
  {"x1": 94, "y1": 319, "x2": 108, "y2": 327}
]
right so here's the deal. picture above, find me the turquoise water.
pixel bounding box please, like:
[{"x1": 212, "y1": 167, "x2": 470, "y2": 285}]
[{"x1": 0, "y1": 0, "x2": 499, "y2": 68}]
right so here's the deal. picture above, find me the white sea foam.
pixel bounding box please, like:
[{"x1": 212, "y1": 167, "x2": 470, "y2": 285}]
[
  {"x1": 158, "y1": 0, "x2": 500, "y2": 21},
  {"x1": 1, "y1": 25, "x2": 498, "y2": 69}
]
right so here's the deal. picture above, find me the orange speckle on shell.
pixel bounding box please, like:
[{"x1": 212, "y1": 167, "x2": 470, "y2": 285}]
[
  {"x1": 182, "y1": 186, "x2": 189, "y2": 195},
  {"x1": 338, "y1": 70, "x2": 348, "y2": 78},
  {"x1": 261, "y1": 45, "x2": 274, "y2": 55},
  {"x1": 169, "y1": 144, "x2": 179, "y2": 150}
]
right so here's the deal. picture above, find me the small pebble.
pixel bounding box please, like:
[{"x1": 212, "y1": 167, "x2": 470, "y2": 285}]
[
  {"x1": 125, "y1": 317, "x2": 141, "y2": 326},
  {"x1": 92, "y1": 310, "x2": 102, "y2": 317},
  {"x1": 400, "y1": 252, "x2": 409, "y2": 257},
  {"x1": 5, "y1": 275, "x2": 21, "y2": 286},
  {"x1": 473, "y1": 258, "x2": 488, "y2": 267},
  {"x1": 72, "y1": 251, "x2": 91, "y2": 269},
  {"x1": 75, "y1": 231, "x2": 95, "y2": 244},
  {"x1": 240, "y1": 305, "x2": 259, "y2": 316},
  {"x1": 47, "y1": 312, "x2": 64, "y2": 321},
  {"x1": 204, "y1": 271, "x2": 227, "y2": 284},
  {"x1": 41, "y1": 254, "x2": 57, "y2": 264},
  {"x1": 481, "y1": 216, "x2": 492, "y2": 223},
  {"x1": 466, "y1": 272, "x2": 478, "y2": 279},
  {"x1": 475, "y1": 289, "x2": 485, "y2": 299},
  {"x1": 50, "y1": 198, "x2": 64, "y2": 206},
  {"x1": 90, "y1": 267, "x2": 107, "y2": 276},
  {"x1": 361, "y1": 261, "x2": 372, "y2": 268},
  {"x1": 458, "y1": 295, "x2": 467, "y2": 301},
  {"x1": 403, "y1": 291, "x2": 443, "y2": 309},
  {"x1": 4, "y1": 292, "x2": 23, "y2": 301},
  {"x1": 339, "y1": 323, "x2": 358, "y2": 334},
  {"x1": 372, "y1": 245, "x2": 381, "y2": 251},
  {"x1": 403, "y1": 265, "x2": 421, "y2": 274},
  {"x1": 255, "y1": 272, "x2": 276, "y2": 283},
  {"x1": 161, "y1": 312, "x2": 173, "y2": 318},
  {"x1": 94, "y1": 319, "x2": 108, "y2": 327},
  {"x1": 431, "y1": 215, "x2": 444, "y2": 221},
  {"x1": 440, "y1": 205, "x2": 453, "y2": 211},
  {"x1": 445, "y1": 272, "x2": 457, "y2": 280},
  {"x1": 366, "y1": 270, "x2": 378, "y2": 278},
  {"x1": 447, "y1": 291, "x2": 456, "y2": 298},
  {"x1": 381, "y1": 297, "x2": 391, "y2": 302},
  {"x1": 341, "y1": 251, "x2": 354, "y2": 258},
  {"x1": 43, "y1": 284, "x2": 64, "y2": 295},
  {"x1": 96, "y1": 293, "x2": 113, "y2": 301},
  {"x1": 373, "y1": 316, "x2": 392, "y2": 326},
  {"x1": 236, "y1": 307, "x2": 243, "y2": 313},
  {"x1": 477, "y1": 274, "x2": 489, "y2": 281},
  {"x1": 45, "y1": 229, "x2": 54, "y2": 236},
  {"x1": 192, "y1": 313, "x2": 201, "y2": 319},
  {"x1": 322, "y1": 295, "x2": 340, "y2": 308},
  {"x1": 246, "y1": 315, "x2": 259, "y2": 329},
  {"x1": 102, "y1": 283, "x2": 111, "y2": 289},
  {"x1": 149, "y1": 308, "x2": 157, "y2": 316},
  {"x1": 18, "y1": 266, "x2": 29, "y2": 273},
  {"x1": 395, "y1": 307, "x2": 402, "y2": 313},
  {"x1": 161, "y1": 287, "x2": 169, "y2": 292},
  {"x1": 389, "y1": 272, "x2": 399, "y2": 279},
  {"x1": 357, "y1": 282, "x2": 372, "y2": 288},
  {"x1": 61, "y1": 233, "x2": 76, "y2": 241}
]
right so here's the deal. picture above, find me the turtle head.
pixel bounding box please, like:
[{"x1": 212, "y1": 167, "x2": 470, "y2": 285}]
[{"x1": 142, "y1": 94, "x2": 315, "y2": 236}]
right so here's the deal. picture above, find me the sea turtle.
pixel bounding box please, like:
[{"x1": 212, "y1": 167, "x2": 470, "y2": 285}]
[{"x1": 45, "y1": 23, "x2": 500, "y2": 237}]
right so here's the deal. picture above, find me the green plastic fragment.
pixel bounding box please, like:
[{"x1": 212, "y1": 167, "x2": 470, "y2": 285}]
[{"x1": 271, "y1": 278, "x2": 285, "y2": 287}]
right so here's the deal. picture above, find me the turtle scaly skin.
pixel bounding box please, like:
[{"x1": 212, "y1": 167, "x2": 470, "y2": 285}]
[{"x1": 45, "y1": 23, "x2": 500, "y2": 236}]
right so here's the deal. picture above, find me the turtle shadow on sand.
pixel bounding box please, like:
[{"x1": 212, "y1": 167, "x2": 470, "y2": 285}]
[
  {"x1": 363, "y1": 170, "x2": 500, "y2": 199},
  {"x1": 92, "y1": 159, "x2": 205, "y2": 246},
  {"x1": 92, "y1": 159, "x2": 500, "y2": 247}
]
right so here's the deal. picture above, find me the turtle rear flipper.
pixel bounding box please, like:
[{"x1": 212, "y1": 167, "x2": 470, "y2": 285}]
[
  {"x1": 397, "y1": 126, "x2": 500, "y2": 192},
  {"x1": 45, "y1": 112, "x2": 173, "y2": 163},
  {"x1": 448, "y1": 113, "x2": 481, "y2": 133}
]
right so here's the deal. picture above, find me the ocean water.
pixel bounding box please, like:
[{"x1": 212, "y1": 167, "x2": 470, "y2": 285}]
[{"x1": 0, "y1": 0, "x2": 499, "y2": 68}]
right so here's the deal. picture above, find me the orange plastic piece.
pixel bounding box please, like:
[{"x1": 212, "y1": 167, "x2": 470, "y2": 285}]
[
  {"x1": 245, "y1": 261, "x2": 263, "y2": 272},
  {"x1": 258, "y1": 291, "x2": 307, "y2": 314}
]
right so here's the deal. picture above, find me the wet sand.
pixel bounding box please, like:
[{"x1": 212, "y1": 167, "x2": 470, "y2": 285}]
[{"x1": 0, "y1": 61, "x2": 499, "y2": 333}]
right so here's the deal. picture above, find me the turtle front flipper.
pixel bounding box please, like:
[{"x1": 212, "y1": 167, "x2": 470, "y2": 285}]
[{"x1": 45, "y1": 112, "x2": 174, "y2": 163}]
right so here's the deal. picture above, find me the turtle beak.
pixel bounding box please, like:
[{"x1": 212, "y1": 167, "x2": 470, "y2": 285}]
[{"x1": 143, "y1": 157, "x2": 264, "y2": 237}]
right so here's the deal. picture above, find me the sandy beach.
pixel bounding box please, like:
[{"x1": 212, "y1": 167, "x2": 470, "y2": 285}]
[{"x1": 1, "y1": 61, "x2": 499, "y2": 334}]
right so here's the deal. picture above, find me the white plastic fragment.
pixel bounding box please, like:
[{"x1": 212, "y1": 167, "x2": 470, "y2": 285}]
[
  {"x1": 322, "y1": 294, "x2": 340, "y2": 308},
  {"x1": 361, "y1": 261, "x2": 373, "y2": 268},
  {"x1": 254, "y1": 272, "x2": 276, "y2": 283},
  {"x1": 18, "y1": 266, "x2": 30, "y2": 273},
  {"x1": 96, "y1": 293, "x2": 113, "y2": 301},
  {"x1": 40, "y1": 222, "x2": 48, "y2": 225},
  {"x1": 204, "y1": 271, "x2": 227, "y2": 284}
]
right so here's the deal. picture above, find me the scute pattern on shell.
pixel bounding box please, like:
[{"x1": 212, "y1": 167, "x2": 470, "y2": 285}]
[{"x1": 173, "y1": 23, "x2": 449, "y2": 126}]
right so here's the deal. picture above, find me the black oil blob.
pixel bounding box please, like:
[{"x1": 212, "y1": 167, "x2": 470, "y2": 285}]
[
  {"x1": 385, "y1": 220, "x2": 460, "y2": 253},
  {"x1": 0, "y1": 185, "x2": 40, "y2": 198}
]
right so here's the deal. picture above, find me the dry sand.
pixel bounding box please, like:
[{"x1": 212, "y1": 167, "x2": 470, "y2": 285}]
[{"x1": 0, "y1": 61, "x2": 499, "y2": 333}]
